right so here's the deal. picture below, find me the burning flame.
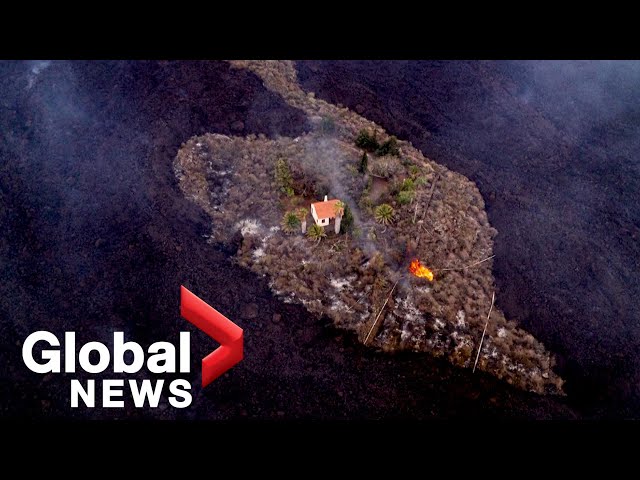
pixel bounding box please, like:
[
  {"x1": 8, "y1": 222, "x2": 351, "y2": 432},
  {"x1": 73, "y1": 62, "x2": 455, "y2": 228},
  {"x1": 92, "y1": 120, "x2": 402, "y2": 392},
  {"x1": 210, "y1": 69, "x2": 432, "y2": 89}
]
[{"x1": 409, "y1": 259, "x2": 434, "y2": 281}]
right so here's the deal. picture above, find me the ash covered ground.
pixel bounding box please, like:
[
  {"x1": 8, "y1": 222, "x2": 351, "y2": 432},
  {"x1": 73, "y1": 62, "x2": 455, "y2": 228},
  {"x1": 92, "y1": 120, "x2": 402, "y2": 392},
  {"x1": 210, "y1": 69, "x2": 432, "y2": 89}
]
[{"x1": 1, "y1": 59, "x2": 636, "y2": 419}]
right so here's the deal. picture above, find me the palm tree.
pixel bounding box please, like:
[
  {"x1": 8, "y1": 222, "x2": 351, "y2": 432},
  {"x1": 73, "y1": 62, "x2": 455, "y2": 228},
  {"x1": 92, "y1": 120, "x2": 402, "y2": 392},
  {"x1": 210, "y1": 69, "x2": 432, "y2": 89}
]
[
  {"x1": 295, "y1": 207, "x2": 308, "y2": 222},
  {"x1": 307, "y1": 224, "x2": 326, "y2": 242},
  {"x1": 374, "y1": 203, "x2": 395, "y2": 225},
  {"x1": 281, "y1": 211, "x2": 301, "y2": 234}
]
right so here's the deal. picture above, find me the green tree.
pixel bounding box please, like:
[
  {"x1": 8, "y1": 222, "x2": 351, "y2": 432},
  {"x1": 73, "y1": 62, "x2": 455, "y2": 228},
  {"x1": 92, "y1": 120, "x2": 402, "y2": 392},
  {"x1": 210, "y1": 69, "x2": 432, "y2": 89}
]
[
  {"x1": 307, "y1": 224, "x2": 327, "y2": 242},
  {"x1": 340, "y1": 203, "x2": 354, "y2": 234},
  {"x1": 275, "y1": 158, "x2": 294, "y2": 197},
  {"x1": 358, "y1": 151, "x2": 368, "y2": 174},
  {"x1": 281, "y1": 211, "x2": 301, "y2": 234},
  {"x1": 376, "y1": 136, "x2": 400, "y2": 156},
  {"x1": 374, "y1": 203, "x2": 395, "y2": 225},
  {"x1": 355, "y1": 129, "x2": 380, "y2": 152}
]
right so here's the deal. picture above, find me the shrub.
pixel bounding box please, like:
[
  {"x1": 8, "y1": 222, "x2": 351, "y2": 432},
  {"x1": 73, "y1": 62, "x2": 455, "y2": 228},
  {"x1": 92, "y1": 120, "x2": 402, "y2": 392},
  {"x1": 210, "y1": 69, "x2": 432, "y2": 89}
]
[
  {"x1": 374, "y1": 203, "x2": 395, "y2": 225},
  {"x1": 370, "y1": 156, "x2": 402, "y2": 179},
  {"x1": 376, "y1": 136, "x2": 400, "y2": 156},
  {"x1": 359, "y1": 152, "x2": 368, "y2": 174},
  {"x1": 281, "y1": 211, "x2": 301, "y2": 234},
  {"x1": 275, "y1": 158, "x2": 294, "y2": 197},
  {"x1": 397, "y1": 190, "x2": 414, "y2": 205},
  {"x1": 400, "y1": 178, "x2": 416, "y2": 192},
  {"x1": 359, "y1": 195, "x2": 373, "y2": 212},
  {"x1": 295, "y1": 207, "x2": 308, "y2": 222},
  {"x1": 307, "y1": 224, "x2": 326, "y2": 241},
  {"x1": 355, "y1": 129, "x2": 380, "y2": 152},
  {"x1": 340, "y1": 204, "x2": 354, "y2": 234}
]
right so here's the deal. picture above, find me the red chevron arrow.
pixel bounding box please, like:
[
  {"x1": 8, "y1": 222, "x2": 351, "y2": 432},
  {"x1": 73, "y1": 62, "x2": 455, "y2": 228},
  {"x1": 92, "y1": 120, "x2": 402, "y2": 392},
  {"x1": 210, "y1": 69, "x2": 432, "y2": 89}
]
[{"x1": 180, "y1": 285, "x2": 244, "y2": 387}]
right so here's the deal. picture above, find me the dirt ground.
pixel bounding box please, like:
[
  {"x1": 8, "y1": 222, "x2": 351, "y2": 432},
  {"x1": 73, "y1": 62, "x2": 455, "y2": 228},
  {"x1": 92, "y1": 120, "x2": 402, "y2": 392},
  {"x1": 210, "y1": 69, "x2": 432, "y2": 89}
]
[{"x1": 0, "y1": 60, "x2": 582, "y2": 419}]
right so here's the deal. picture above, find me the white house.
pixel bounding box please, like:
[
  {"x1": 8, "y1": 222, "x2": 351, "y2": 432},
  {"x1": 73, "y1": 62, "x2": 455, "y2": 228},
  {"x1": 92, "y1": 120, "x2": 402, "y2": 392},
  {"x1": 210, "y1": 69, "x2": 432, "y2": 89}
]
[{"x1": 311, "y1": 195, "x2": 343, "y2": 234}]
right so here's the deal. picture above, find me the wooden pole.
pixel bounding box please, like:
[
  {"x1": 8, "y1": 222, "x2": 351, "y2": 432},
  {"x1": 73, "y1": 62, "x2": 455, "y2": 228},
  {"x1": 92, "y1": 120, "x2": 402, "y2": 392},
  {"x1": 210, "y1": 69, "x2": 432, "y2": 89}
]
[
  {"x1": 438, "y1": 254, "x2": 495, "y2": 272},
  {"x1": 420, "y1": 173, "x2": 440, "y2": 221},
  {"x1": 364, "y1": 280, "x2": 399, "y2": 345},
  {"x1": 473, "y1": 291, "x2": 495, "y2": 373}
]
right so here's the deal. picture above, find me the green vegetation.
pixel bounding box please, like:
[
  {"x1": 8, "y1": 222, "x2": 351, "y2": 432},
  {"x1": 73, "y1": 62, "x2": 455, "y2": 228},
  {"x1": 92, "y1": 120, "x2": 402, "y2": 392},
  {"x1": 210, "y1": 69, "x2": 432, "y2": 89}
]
[
  {"x1": 275, "y1": 158, "x2": 295, "y2": 197},
  {"x1": 376, "y1": 136, "x2": 400, "y2": 156},
  {"x1": 374, "y1": 203, "x2": 395, "y2": 225},
  {"x1": 295, "y1": 208, "x2": 308, "y2": 222},
  {"x1": 355, "y1": 129, "x2": 380, "y2": 152},
  {"x1": 395, "y1": 177, "x2": 417, "y2": 205},
  {"x1": 397, "y1": 190, "x2": 414, "y2": 205},
  {"x1": 281, "y1": 211, "x2": 301, "y2": 234},
  {"x1": 340, "y1": 203, "x2": 354, "y2": 234},
  {"x1": 370, "y1": 156, "x2": 402, "y2": 178},
  {"x1": 359, "y1": 151, "x2": 368, "y2": 174},
  {"x1": 307, "y1": 224, "x2": 327, "y2": 241}
]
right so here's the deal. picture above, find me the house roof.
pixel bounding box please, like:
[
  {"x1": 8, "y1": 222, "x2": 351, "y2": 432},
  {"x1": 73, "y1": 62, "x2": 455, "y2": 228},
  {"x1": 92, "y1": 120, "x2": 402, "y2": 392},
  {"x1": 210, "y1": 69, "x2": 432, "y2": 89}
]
[{"x1": 312, "y1": 199, "x2": 342, "y2": 219}]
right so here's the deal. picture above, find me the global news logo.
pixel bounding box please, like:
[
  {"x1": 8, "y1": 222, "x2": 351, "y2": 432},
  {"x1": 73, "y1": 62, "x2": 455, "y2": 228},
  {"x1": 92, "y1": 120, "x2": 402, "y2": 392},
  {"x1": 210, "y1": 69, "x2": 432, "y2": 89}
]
[{"x1": 20, "y1": 286, "x2": 243, "y2": 408}]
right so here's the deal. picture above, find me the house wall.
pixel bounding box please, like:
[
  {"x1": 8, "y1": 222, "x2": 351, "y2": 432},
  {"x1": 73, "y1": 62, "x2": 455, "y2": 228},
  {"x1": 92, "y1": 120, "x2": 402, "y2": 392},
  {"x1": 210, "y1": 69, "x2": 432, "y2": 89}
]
[{"x1": 311, "y1": 204, "x2": 329, "y2": 226}]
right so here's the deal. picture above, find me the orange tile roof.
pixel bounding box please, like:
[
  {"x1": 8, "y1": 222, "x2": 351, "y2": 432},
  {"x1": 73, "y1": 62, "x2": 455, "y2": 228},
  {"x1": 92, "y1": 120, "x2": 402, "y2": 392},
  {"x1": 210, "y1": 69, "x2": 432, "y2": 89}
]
[{"x1": 312, "y1": 199, "x2": 342, "y2": 219}]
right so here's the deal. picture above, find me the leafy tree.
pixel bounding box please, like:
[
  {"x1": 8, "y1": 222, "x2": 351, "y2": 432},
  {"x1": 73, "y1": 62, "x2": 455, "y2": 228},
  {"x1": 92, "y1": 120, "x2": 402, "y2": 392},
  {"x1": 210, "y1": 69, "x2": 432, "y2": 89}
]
[
  {"x1": 281, "y1": 211, "x2": 301, "y2": 234},
  {"x1": 358, "y1": 151, "x2": 368, "y2": 174},
  {"x1": 374, "y1": 203, "x2": 395, "y2": 225},
  {"x1": 355, "y1": 129, "x2": 380, "y2": 152},
  {"x1": 376, "y1": 136, "x2": 400, "y2": 156},
  {"x1": 340, "y1": 203, "x2": 354, "y2": 234},
  {"x1": 275, "y1": 158, "x2": 294, "y2": 197},
  {"x1": 307, "y1": 224, "x2": 327, "y2": 242}
]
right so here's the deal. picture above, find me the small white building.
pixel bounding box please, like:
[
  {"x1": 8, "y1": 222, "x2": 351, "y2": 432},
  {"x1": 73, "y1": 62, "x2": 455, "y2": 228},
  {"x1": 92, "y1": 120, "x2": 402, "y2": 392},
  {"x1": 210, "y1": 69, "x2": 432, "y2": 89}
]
[{"x1": 311, "y1": 195, "x2": 343, "y2": 233}]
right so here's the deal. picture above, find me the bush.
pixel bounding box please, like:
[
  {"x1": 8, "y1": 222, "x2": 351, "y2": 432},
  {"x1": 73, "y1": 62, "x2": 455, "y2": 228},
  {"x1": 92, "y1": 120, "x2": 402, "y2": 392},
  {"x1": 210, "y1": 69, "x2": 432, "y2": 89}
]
[
  {"x1": 355, "y1": 129, "x2": 380, "y2": 152},
  {"x1": 340, "y1": 204, "x2": 355, "y2": 234},
  {"x1": 374, "y1": 203, "x2": 395, "y2": 225},
  {"x1": 397, "y1": 190, "x2": 414, "y2": 205},
  {"x1": 358, "y1": 151, "x2": 368, "y2": 174},
  {"x1": 307, "y1": 224, "x2": 326, "y2": 241},
  {"x1": 370, "y1": 156, "x2": 402, "y2": 178},
  {"x1": 275, "y1": 158, "x2": 294, "y2": 197},
  {"x1": 281, "y1": 211, "x2": 301, "y2": 234},
  {"x1": 400, "y1": 178, "x2": 415, "y2": 192},
  {"x1": 376, "y1": 136, "x2": 400, "y2": 156}
]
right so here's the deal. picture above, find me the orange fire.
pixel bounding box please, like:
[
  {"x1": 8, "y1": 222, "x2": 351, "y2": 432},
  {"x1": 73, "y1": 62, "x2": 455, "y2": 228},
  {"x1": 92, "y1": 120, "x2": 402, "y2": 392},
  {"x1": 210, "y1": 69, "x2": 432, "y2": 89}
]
[{"x1": 409, "y1": 259, "x2": 434, "y2": 281}]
